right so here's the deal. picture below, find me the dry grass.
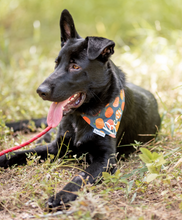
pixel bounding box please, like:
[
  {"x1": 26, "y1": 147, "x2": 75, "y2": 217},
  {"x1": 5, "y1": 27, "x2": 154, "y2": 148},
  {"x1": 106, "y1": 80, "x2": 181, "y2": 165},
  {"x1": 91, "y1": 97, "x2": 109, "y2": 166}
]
[{"x1": 0, "y1": 131, "x2": 182, "y2": 219}]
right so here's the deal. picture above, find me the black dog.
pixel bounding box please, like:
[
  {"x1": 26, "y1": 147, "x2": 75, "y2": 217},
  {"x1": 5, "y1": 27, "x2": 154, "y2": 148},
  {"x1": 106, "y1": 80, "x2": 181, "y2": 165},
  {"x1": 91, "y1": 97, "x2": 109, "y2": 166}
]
[{"x1": 0, "y1": 9, "x2": 160, "y2": 209}]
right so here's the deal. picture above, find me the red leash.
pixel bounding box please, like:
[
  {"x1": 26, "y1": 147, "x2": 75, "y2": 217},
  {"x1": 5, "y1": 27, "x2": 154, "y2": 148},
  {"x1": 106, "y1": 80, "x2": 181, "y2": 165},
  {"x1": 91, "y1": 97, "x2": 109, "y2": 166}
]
[{"x1": 0, "y1": 126, "x2": 52, "y2": 156}]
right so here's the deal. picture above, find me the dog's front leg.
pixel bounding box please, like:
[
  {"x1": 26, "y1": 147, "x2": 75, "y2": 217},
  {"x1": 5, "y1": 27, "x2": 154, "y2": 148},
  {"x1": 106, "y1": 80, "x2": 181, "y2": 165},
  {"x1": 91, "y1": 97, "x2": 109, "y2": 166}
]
[
  {"x1": 48, "y1": 146, "x2": 116, "y2": 209},
  {"x1": 0, "y1": 139, "x2": 62, "y2": 168}
]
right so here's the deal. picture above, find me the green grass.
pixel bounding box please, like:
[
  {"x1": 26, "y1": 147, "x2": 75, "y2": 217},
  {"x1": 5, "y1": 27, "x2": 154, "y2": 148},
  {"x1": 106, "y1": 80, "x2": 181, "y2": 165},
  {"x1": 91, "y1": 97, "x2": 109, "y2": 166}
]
[{"x1": 0, "y1": 0, "x2": 182, "y2": 219}]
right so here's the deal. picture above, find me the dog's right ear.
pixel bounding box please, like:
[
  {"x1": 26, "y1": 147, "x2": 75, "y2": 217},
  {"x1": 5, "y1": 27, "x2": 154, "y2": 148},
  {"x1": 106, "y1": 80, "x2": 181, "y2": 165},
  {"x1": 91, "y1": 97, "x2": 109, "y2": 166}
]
[
  {"x1": 60, "y1": 9, "x2": 80, "y2": 47},
  {"x1": 86, "y1": 37, "x2": 115, "y2": 61}
]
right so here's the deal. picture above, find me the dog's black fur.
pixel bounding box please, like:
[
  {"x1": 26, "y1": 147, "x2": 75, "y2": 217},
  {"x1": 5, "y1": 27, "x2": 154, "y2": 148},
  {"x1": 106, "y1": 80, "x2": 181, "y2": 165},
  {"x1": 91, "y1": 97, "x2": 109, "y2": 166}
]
[{"x1": 0, "y1": 10, "x2": 160, "y2": 209}]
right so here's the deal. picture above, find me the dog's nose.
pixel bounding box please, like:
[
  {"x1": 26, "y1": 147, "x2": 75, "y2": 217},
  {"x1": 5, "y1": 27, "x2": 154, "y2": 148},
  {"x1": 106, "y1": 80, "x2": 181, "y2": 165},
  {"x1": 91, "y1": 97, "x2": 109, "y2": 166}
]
[{"x1": 37, "y1": 85, "x2": 51, "y2": 99}]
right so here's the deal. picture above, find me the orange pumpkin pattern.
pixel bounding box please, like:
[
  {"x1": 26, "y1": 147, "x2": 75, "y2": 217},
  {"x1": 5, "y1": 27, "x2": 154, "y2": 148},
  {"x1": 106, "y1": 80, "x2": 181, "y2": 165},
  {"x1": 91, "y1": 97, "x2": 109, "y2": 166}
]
[
  {"x1": 113, "y1": 97, "x2": 119, "y2": 107},
  {"x1": 115, "y1": 109, "x2": 122, "y2": 119},
  {"x1": 115, "y1": 121, "x2": 120, "y2": 132},
  {"x1": 82, "y1": 116, "x2": 91, "y2": 125},
  {"x1": 82, "y1": 89, "x2": 125, "y2": 138},
  {"x1": 105, "y1": 107, "x2": 113, "y2": 118},
  {"x1": 120, "y1": 90, "x2": 123, "y2": 100},
  {"x1": 95, "y1": 118, "x2": 105, "y2": 129},
  {"x1": 121, "y1": 101, "x2": 125, "y2": 111},
  {"x1": 106, "y1": 119, "x2": 114, "y2": 129}
]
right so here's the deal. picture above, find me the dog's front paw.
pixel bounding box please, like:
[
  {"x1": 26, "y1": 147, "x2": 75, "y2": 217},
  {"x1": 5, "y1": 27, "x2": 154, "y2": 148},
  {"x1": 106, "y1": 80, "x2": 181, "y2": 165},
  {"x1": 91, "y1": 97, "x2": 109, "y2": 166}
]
[
  {"x1": 0, "y1": 155, "x2": 8, "y2": 168},
  {"x1": 47, "y1": 190, "x2": 78, "y2": 210}
]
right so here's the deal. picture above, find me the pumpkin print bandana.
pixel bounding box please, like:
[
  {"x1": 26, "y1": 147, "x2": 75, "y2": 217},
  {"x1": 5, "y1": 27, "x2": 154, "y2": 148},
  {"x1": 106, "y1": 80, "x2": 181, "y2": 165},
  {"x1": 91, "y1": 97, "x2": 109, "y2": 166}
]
[{"x1": 82, "y1": 89, "x2": 125, "y2": 138}]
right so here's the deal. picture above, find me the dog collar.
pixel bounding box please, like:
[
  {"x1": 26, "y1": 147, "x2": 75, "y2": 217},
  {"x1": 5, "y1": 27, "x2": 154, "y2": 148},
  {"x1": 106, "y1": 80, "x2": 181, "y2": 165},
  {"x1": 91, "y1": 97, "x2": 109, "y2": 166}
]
[{"x1": 82, "y1": 89, "x2": 125, "y2": 138}]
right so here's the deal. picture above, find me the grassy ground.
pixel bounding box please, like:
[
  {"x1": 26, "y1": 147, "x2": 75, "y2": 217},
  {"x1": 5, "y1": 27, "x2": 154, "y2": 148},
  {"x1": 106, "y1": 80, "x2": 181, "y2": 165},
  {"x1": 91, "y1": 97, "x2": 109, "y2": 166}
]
[
  {"x1": 0, "y1": 0, "x2": 182, "y2": 219},
  {"x1": 1, "y1": 135, "x2": 182, "y2": 219}
]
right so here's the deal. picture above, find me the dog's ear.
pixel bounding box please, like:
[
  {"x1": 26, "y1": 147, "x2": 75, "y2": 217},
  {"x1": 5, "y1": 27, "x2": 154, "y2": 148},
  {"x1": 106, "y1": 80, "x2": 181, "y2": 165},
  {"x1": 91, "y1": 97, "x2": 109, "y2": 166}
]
[
  {"x1": 86, "y1": 37, "x2": 115, "y2": 61},
  {"x1": 60, "y1": 9, "x2": 80, "y2": 47}
]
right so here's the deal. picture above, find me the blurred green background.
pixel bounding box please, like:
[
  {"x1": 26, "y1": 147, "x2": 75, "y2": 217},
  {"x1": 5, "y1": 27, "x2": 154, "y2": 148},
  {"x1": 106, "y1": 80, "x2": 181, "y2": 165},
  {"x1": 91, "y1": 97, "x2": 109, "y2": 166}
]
[{"x1": 0, "y1": 0, "x2": 182, "y2": 123}]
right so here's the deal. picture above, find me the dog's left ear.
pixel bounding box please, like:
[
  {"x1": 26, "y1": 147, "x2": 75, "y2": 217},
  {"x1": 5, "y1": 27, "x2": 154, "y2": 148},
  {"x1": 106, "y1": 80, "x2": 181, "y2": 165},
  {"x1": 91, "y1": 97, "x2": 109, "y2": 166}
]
[
  {"x1": 86, "y1": 37, "x2": 115, "y2": 61},
  {"x1": 60, "y1": 9, "x2": 80, "y2": 47}
]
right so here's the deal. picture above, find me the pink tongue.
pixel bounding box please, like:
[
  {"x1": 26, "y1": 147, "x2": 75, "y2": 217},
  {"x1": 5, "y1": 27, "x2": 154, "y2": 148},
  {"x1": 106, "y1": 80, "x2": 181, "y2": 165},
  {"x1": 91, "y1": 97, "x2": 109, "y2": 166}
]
[{"x1": 47, "y1": 99, "x2": 69, "y2": 128}]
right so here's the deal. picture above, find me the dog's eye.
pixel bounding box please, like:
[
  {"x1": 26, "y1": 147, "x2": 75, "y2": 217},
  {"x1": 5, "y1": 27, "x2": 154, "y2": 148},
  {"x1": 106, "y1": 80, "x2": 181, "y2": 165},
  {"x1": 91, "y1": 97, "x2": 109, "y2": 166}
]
[{"x1": 71, "y1": 64, "x2": 80, "y2": 70}]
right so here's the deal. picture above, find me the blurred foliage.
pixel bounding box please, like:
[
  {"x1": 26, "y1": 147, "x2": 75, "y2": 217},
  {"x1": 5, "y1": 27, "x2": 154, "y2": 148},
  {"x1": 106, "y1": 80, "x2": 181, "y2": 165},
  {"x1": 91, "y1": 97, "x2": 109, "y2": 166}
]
[{"x1": 0, "y1": 0, "x2": 182, "y2": 122}]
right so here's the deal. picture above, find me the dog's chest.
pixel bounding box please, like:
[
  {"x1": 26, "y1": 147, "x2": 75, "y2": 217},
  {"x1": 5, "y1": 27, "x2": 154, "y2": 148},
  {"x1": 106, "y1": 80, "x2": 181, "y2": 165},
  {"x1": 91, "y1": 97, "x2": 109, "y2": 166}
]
[{"x1": 60, "y1": 114, "x2": 94, "y2": 147}]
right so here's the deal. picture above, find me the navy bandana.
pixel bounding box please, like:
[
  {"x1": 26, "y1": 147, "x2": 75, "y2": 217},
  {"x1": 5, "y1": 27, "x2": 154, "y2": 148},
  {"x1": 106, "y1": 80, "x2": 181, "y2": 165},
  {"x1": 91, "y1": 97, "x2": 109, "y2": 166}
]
[{"x1": 82, "y1": 89, "x2": 125, "y2": 138}]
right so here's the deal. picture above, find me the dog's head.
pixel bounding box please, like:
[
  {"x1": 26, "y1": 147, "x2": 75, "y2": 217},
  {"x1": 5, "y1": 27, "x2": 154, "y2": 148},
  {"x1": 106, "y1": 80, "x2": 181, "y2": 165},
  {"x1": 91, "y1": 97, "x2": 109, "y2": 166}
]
[{"x1": 37, "y1": 9, "x2": 118, "y2": 127}]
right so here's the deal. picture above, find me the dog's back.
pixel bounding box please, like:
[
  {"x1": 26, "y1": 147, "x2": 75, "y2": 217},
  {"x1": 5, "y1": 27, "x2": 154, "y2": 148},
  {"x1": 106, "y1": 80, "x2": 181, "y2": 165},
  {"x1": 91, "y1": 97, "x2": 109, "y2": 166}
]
[{"x1": 118, "y1": 82, "x2": 160, "y2": 146}]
